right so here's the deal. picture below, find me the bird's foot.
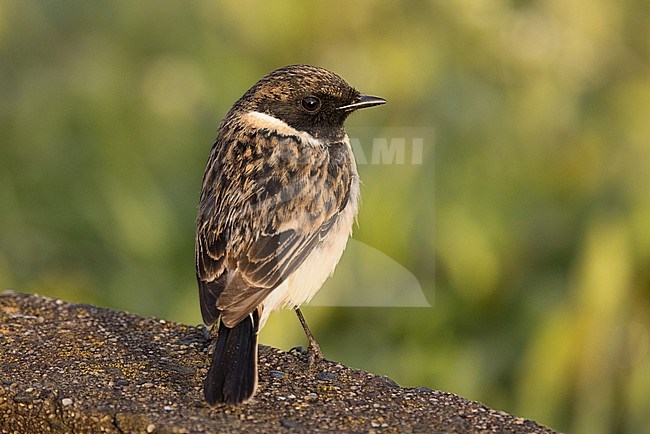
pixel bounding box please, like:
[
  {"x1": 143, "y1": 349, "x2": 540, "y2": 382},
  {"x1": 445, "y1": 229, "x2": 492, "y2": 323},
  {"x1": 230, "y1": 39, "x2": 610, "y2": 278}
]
[
  {"x1": 290, "y1": 343, "x2": 325, "y2": 369},
  {"x1": 306, "y1": 341, "x2": 324, "y2": 369},
  {"x1": 197, "y1": 324, "x2": 211, "y2": 341}
]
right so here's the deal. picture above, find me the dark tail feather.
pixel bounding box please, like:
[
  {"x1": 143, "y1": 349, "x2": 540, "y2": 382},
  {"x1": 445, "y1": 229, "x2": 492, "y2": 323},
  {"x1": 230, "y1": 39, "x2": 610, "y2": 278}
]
[{"x1": 204, "y1": 310, "x2": 259, "y2": 405}]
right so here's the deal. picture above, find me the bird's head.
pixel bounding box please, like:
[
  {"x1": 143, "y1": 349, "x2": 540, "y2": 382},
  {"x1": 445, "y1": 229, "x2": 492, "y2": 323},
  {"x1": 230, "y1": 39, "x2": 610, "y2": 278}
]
[{"x1": 233, "y1": 65, "x2": 385, "y2": 140}]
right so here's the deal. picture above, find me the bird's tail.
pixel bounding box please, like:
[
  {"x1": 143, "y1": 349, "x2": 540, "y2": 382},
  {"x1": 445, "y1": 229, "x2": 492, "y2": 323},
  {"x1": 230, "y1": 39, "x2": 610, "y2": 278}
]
[{"x1": 204, "y1": 310, "x2": 259, "y2": 405}]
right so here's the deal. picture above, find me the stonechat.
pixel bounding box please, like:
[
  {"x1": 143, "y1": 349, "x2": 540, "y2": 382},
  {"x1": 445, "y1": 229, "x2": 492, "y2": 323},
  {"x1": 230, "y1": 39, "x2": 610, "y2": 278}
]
[{"x1": 196, "y1": 64, "x2": 385, "y2": 404}]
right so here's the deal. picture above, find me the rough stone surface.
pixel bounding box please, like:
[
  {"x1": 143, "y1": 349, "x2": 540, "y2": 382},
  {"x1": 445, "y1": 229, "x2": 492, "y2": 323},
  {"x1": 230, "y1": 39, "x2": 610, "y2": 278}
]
[{"x1": 0, "y1": 291, "x2": 557, "y2": 433}]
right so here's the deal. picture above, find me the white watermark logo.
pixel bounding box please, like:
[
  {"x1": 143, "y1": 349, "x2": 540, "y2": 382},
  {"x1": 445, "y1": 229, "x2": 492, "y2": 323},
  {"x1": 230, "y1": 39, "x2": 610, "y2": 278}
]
[
  {"x1": 349, "y1": 137, "x2": 424, "y2": 165},
  {"x1": 348, "y1": 127, "x2": 433, "y2": 165}
]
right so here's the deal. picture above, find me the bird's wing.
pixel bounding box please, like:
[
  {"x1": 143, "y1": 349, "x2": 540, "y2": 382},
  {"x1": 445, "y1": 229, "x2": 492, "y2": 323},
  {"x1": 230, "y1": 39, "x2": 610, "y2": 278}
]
[{"x1": 196, "y1": 128, "x2": 353, "y2": 327}]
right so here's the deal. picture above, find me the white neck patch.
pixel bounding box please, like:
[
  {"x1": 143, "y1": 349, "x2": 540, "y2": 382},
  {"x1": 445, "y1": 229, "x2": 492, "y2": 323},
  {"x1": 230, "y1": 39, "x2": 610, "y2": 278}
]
[{"x1": 242, "y1": 111, "x2": 314, "y2": 141}]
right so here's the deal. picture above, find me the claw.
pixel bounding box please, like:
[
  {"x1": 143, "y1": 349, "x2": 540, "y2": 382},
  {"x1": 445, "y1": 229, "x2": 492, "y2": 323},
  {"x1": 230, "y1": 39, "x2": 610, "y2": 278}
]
[{"x1": 290, "y1": 345, "x2": 308, "y2": 356}]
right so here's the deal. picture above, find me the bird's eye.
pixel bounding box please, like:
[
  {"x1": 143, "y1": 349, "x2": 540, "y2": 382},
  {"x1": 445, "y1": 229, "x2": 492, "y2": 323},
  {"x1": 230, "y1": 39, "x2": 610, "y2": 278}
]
[{"x1": 301, "y1": 96, "x2": 321, "y2": 112}]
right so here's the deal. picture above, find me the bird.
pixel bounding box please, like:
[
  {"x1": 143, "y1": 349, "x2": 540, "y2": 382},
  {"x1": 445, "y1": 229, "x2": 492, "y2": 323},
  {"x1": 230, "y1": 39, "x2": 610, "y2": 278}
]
[{"x1": 195, "y1": 64, "x2": 385, "y2": 405}]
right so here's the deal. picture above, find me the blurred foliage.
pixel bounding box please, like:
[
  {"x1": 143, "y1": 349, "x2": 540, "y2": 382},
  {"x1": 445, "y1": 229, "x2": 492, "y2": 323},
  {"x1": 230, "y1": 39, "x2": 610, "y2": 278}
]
[{"x1": 1, "y1": 1, "x2": 649, "y2": 432}]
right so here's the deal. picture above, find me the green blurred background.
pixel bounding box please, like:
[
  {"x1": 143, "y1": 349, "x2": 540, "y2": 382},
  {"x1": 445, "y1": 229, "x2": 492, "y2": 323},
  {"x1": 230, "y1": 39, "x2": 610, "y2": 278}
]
[{"x1": 1, "y1": 1, "x2": 649, "y2": 432}]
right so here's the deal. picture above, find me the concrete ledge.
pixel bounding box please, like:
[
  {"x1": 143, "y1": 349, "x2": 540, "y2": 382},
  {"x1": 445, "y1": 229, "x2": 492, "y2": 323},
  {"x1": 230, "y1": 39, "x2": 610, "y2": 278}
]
[{"x1": 0, "y1": 291, "x2": 555, "y2": 433}]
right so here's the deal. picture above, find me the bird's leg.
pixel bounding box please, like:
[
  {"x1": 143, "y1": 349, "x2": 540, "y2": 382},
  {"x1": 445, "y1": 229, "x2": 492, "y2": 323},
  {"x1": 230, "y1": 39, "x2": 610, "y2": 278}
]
[{"x1": 293, "y1": 307, "x2": 324, "y2": 367}]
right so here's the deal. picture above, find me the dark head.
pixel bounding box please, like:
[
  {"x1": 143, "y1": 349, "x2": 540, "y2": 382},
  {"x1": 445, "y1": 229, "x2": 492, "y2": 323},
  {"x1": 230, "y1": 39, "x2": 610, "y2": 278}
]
[{"x1": 231, "y1": 65, "x2": 385, "y2": 140}]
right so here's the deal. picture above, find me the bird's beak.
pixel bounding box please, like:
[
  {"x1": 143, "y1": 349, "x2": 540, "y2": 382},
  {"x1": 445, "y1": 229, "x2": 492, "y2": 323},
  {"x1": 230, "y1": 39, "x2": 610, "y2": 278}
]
[{"x1": 338, "y1": 94, "x2": 387, "y2": 111}]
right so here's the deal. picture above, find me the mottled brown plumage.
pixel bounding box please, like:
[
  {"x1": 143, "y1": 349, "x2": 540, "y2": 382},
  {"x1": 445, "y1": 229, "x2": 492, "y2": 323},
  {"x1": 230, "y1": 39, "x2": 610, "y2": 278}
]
[{"x1": 195, "y1": 64, "x2": 385, "y2": 405}]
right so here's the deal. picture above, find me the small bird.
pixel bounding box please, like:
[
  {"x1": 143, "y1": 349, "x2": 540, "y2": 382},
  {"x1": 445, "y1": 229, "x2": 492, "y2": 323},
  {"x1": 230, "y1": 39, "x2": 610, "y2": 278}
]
[{"x1": 195, "y1": 64, "x2": 385, "y2": 405}]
